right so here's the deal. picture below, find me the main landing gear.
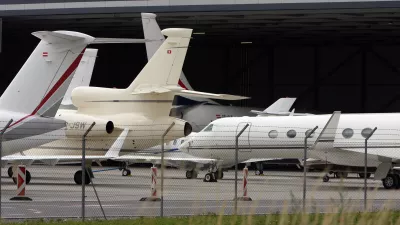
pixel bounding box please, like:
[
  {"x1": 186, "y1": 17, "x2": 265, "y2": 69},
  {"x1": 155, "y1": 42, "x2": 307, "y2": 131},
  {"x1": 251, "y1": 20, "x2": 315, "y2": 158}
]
[
  {"x1": 119, "y1": 162, "x2": 131, "y2": 177},
  {"x1": 203, "y1": 164, "x2": 224, "y2": 182},
  {"x1": 382, "y1": 174, "x2": 400, "y2": 189}
]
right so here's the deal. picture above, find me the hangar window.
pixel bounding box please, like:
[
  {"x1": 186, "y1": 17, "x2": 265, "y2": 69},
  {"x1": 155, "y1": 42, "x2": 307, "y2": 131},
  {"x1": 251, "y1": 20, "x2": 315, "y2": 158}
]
[
  {"x1": 342, "y1": 128, "x2": 354, "y2": 139},
  {"x1": 361, "y1": 128, "x2": 373, "y2": 138},
  {"x1": 268, "y1": 130, "x2": 278, "y2": 138},
  {"x1": 305, "y1": 129, "x2": 315, "y2": 138},
  {"x1": 203, "y1": 124, "x2": 213, "y2": 132},
  {"x1": 287, "y1": 130, "x2": 297, "y2": 138}
]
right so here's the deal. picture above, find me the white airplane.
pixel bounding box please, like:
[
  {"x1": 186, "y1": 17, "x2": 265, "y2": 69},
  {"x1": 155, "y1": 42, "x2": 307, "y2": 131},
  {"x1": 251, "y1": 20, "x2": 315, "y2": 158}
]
[
  {"x1": 5, "y1": 28, "x2": 247, "y2": 185},
  {"x1": 176, "y1": 111, "x2": 400, "y2": 189},
  {"x1": 141, "y1": 13, "x2": 310, "y2": 132}
]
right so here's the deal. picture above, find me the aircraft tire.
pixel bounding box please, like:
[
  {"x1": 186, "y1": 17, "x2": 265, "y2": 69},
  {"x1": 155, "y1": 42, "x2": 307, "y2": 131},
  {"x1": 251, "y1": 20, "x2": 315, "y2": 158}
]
[
  {"x1": 122, "y1": 169, "x2": 131, "y2": 176},
  {"x1": 323, "y1": 175, "x2": 330, "y2": 182},
  {"x1": 26, "y1": 170, "x2": 31, "y2": 184},
  {"x1": 203, "y1": 173, "x2": 217, "y2": 182},
  {"x1": 7, "y1": 166, "x2": 13, "y2": 178},
  {"x1": 394, "y1": 174, "x2": 400, "y2": 189},
  {"x1": 74, "y1": 170, "x2": 90, "y2": 185},
  {"x1": 382, "y1": 174, "x2": 398, "y2": 189}
]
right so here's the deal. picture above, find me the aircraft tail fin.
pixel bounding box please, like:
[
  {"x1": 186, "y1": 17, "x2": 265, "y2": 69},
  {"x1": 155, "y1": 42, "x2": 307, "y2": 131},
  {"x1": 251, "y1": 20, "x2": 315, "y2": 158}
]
[
  {"x1": 0, "y1": 31, "x2": 94, "y2": 117},
  {"x1": 60, "y1": 48, "x2": 98, "y2": 107},
  {"x1": 250, "y1": 98, "x2": 296, "y2": 116},
  {"x1": 127, "y1": 28, "x2": 192, "y2": 91},
  {"x1": 141, "y1": 13, "x2": 219, "y2": 105}
]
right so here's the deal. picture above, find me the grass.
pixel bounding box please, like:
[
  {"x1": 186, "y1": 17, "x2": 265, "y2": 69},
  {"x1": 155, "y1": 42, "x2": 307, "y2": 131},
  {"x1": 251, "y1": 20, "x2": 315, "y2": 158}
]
[{"x1": 4, "y1": 211, "x2": 400, "y2": 225}]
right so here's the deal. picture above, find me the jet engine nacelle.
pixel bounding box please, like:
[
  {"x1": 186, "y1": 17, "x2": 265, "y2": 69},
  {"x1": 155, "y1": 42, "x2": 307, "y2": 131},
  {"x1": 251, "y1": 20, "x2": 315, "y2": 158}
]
[
  {"x1": 59, "y1": 113, "x2": 115, "y2": 137},
  {"x1": 152, "y1": 118, "x2": 192, "y2": 141}
]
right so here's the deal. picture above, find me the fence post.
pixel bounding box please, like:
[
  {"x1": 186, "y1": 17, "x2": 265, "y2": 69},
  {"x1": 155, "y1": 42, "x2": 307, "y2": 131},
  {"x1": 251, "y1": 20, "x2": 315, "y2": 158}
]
[
  {"x1": 303, "y1": 126, "x2": 318, "y2": 212},
  {"x1": 364, "y1": 127, "x2": 377, "y2": 211},
  {"x1": 160, "y1": 122, "x2": 175, "y2": 218},
  {"x1": 234, "y1": 124, "x2": 249, "y2": 215},
  {"x1": 0, "y1": 119, "x2": 13, "y2": 218},
  {"x1": 81, "y1": 122, "x2": 95, "y2": 222}
]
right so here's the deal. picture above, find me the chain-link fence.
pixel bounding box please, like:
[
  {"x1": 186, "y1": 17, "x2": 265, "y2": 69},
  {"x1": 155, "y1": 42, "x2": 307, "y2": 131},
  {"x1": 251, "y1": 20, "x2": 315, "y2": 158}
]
[{"x1": 1, "y1": 117, "x2": 400, "y2": 220}]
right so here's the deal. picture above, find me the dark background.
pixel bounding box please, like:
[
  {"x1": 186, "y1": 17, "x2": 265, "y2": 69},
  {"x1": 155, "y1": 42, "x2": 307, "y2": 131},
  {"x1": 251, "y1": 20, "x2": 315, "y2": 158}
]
[{"x1": 2, "y1": 9, "x2": 400, "y2": 114}]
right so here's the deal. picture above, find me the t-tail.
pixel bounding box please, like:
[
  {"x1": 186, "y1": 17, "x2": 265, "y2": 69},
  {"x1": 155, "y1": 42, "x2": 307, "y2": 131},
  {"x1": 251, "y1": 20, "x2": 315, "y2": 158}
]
[
  {"x1": 0, "y1": 31, "x2": 95, "y2": 118},
  {"x1": 141, "y1": 12, "x2": 219, "y2": 105}
]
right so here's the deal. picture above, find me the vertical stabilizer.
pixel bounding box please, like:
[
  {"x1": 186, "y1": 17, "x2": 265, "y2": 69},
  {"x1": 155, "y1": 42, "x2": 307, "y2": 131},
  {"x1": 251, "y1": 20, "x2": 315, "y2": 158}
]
[
  {"x1": 264, "y1": 98, "x2": 296, "y2": 113},
  {"x1": 128, "y1": 28, "x2": 192, "y2": 91},
  {"x1": 61, "y1": 48, "x2": 98, "y2": 107},
  {"x1": 0, "y1": 31, "x2": 94, "y2": 117},
  {"x1": 141, "y1": 13, "x2": 219, "y2": 104}
]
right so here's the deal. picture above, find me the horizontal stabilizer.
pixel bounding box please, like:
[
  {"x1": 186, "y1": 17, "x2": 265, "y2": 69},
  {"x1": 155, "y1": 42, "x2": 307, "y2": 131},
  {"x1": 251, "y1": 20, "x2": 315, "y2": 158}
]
[
  {"x1": 178, "y1": 90, "x2": 249, "y2": 101},
  {"x1": 32, "y1": 31, "x2": 91, "y2": 44},
  {"x1": 92, "y1": 38, "x2": 148, "y2": 44},
  {"x1": 131, "y1": 85, "x2": 248, "y2": 100}
]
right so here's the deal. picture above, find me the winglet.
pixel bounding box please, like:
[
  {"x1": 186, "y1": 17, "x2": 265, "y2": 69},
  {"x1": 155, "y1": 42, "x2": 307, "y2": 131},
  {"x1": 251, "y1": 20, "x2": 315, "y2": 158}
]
[
  {"x1": 105, "y1": 128, "x2": 129, "y2": 158},
  {"x1": 311, "y1": 111, "x2": 341, "y2": 150}
]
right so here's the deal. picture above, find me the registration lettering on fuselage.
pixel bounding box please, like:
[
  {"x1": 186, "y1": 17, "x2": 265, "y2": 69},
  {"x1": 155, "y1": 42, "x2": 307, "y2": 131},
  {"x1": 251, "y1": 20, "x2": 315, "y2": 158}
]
[{"x1": 66, "y1": 122, "x2": 86, "y2": 130}]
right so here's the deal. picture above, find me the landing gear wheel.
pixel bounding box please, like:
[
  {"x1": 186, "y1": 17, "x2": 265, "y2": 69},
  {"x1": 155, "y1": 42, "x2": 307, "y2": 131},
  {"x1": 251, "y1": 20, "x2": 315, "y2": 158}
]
[
  {"x1": 203, "y1": 173, "x2": 217, "y2": 182},
  {"x1": 12, "y1": 170, "x2": 31, "y2": 185},
  {"x1": 74, "y1": 170, "x2": 90, "y2": 185},
  {"x1": 122, "y1": 169, "x2": 131, "y2": 176},
  {"x1": 382, "y1": 174, "x2": 398, "y2": 189},
  {"x1": 186, "y1": 170, "x2": 198, "y2": 179},
  {"x1": 7, "y1": 166, "x2": 13, "y2": 178},
  {"x1": 323, "y1": 175, "x2": 330, "y2": 182},
  {"x1": 394, "y1": 174, "x2": 400, "y2": 189}
]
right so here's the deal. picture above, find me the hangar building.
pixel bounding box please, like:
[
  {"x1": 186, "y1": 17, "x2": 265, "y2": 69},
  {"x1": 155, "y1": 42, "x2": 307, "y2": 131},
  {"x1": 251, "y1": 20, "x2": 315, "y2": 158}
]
[{"x1": 1, "y1": 1, "x2": 400, "y2": 113}]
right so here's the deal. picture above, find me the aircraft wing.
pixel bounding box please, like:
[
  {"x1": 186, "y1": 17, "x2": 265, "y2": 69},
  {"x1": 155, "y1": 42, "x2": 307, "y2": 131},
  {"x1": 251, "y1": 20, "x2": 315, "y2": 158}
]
[
  {"x1": 115, "y1": 152, "x2": 217, "y2": 165},
  {"x1": 2, "y1": 128, "x2": 130, "y2": 166},
  {"x1": 241, "y1": 158, "x2": 283, "y2": 164}
]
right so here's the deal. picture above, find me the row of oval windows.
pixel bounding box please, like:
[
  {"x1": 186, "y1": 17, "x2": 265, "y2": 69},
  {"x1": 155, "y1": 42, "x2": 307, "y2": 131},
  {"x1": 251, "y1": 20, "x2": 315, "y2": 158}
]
[{"x1": 268, "y1": 128, "x2": 373, "y2": 139}]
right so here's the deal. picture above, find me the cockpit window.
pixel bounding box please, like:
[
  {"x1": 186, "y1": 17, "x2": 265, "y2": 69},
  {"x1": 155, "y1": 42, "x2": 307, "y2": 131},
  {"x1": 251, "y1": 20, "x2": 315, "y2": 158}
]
[
  {"x1": 203, "y1": 124, "x2": 214, "y2": 132},
  {"x1": 173, "y1": 140, "x2": 177, "y2": 145},
  {"x1": 181, "y1": 140, "x2": 185, "y2": 144}
]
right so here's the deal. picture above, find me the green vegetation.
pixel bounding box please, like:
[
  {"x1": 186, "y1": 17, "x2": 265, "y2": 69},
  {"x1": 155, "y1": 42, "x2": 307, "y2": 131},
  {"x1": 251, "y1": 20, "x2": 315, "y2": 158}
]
[{"x1": 4, "y1": 211, "x2": 400, "y2": 225}]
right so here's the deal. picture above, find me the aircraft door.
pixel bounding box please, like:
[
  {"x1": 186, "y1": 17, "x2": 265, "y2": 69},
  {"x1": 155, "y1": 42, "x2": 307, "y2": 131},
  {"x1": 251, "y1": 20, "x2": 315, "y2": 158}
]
[{"x1": 236, "y1": 122, "x2": 252, "y2": 152}]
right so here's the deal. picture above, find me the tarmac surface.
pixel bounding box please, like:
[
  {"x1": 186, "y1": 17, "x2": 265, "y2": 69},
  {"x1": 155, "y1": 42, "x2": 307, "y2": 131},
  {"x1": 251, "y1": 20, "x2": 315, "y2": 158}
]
[{"x1": 1, "y1": 166, "x2": 400, "y2": 219}]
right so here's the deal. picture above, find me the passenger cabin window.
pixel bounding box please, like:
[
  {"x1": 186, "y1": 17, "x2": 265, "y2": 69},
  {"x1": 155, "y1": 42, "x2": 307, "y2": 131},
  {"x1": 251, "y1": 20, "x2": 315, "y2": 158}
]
[
  {"x1": 173, "y1": 140, "x2": 177, "y2": 145},
  {"x1": 305, "y1": 129, "x2": 315, "y2": 138},
  {"x1": 342, "y1": 128, "x2": 354, "y2": 139},
  {"x1": 269, "y1": 130, "x2": 278, "y2": 138},
  {"x1": 287, "y1": 130, "x2": 297, "y2": 138},
  {"x1": 203, "y1": 124, "x2": 214, "y2": 132},
  {"x1": 361, "y1": 128, "x2": 373, "y2": 138}
]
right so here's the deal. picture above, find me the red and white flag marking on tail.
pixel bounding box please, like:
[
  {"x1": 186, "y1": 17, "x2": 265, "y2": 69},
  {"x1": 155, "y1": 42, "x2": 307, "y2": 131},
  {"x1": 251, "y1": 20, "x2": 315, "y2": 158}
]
[
  {"x1": 42, "y1": 52, "x2": 48, "y2": 57},
  {"x1": 167, "y1": 50, "x2": 172, "y2": 54}
]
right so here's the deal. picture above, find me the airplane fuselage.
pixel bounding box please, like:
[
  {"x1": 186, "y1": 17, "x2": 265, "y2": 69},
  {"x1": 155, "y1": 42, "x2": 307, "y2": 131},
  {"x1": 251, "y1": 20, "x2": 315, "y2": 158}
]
[{"x1": 181, "y1": 113, "x2": 400, "y2": 169}]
